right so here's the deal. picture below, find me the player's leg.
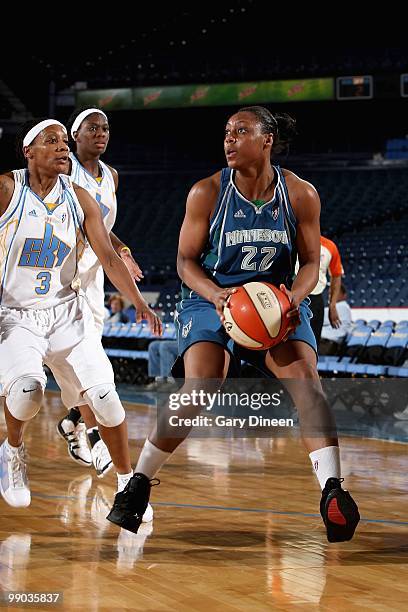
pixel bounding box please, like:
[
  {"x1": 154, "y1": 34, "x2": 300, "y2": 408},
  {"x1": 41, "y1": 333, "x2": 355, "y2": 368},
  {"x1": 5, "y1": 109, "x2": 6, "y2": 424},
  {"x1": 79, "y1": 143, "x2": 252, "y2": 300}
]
[
  {"x1": 0, "y1": 312, "x2": 47, "y2": 508},
  {"x1": 56, "y1": 296, "x2": 112, "y2": 472},
  {"x1": 108, "y1": 297, "x2": 231, "y2": 533},
  {"x1": 266, "y1": 336, "x2": 360, "y2": 542},
  {"x1": 107, "y1": 341, "x2": 229, "y2": 533}
]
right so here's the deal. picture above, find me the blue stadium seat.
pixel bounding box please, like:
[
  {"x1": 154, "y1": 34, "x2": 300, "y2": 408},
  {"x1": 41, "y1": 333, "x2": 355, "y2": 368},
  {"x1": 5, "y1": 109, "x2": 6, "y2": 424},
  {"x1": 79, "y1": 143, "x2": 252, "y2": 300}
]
[
  {"x1": 383, "y1": 330, "x2": 408, "y2": 366},
  {"x1": 102, "y1": 322, "x2": 112, "y2": 337},
  {"x1": 344, "y1": 326, "x2": 372, "y2": 361},
  {"x1": 387, "y1": 366, "x2": 408, "y2": 377},
  {"x1": 362, "y1": 328, "x2": 393, "y2": 364},
  {"x1": 379, "y1": 320, "x2": 395, "y2": 329},
  {"x1": 346, "y1": 363, "x2": 367, "y2": 375}
]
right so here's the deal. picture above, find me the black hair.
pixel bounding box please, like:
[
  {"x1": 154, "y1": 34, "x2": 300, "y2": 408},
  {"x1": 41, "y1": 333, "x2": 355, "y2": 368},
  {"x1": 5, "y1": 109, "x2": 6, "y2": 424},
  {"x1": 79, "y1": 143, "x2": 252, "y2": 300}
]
[
  {"x1": 237, "y1": 105, "x2": 297, "y2": 156},
  {"x1": 66, "y1": 106, "x2": 108, "y2": 152},
  {"x1": 15, "y1": 117, "x2": 49, "y2": 165}
]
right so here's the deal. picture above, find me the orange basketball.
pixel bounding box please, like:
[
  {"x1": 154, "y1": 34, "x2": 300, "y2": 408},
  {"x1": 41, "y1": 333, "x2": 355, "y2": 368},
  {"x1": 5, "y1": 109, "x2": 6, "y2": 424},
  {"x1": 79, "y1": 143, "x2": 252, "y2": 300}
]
[{"x1": 223, "y1": 281, "x2": 291, "y2": 350}]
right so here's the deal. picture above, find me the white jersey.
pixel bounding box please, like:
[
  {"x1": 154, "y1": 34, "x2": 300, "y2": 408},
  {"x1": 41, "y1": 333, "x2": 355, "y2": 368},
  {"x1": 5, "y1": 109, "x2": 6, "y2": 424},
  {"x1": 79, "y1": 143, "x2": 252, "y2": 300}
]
[
  {"x1": 0, "y1": 171, "x2": 85, "y2": 309},
  {"x1": 70, "y1": 153, "x2": 117, "y2": 331}
]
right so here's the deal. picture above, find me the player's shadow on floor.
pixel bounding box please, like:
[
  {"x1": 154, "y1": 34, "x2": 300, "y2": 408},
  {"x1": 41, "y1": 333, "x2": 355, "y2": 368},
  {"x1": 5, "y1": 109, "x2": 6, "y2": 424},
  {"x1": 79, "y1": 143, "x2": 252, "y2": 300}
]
[
  {"x1": 163, "y1": 529, "x2": 265, "y2": 547},
  {"x1": 334, "y1": 532, "x2": 408, "y2": 565}
]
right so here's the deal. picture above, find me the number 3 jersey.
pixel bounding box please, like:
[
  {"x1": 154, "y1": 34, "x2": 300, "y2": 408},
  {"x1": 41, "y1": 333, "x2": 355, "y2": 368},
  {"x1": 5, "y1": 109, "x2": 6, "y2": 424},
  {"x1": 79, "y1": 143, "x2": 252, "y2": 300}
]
[
  {"x1": 0, "y1": 171, "x2": 85, "y2": 309},
  {"x1": 189, "y1": 166, "x2": 297, "y2": 296}
]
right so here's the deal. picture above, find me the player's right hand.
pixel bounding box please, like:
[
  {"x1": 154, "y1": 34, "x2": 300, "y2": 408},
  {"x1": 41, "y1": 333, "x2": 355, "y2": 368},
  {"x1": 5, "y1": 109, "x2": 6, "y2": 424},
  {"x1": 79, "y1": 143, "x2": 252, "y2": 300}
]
[
  {"x1": 135, "y1": 301, "x2": 163, "y2": 336},
  {"x1": 210, "y1": 287, "x2": 237, "y2": 322}
]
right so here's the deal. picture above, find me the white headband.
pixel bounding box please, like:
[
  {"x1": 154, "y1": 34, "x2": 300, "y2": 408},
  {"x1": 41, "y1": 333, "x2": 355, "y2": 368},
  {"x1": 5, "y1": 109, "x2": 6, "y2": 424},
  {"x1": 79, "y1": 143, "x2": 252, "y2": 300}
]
[
  {"x1": 23, "y1": 120, "x2": 66, "y2": 148},
  {"x1": 70, "y1": 108, "x2": 108, "y2": 138}
]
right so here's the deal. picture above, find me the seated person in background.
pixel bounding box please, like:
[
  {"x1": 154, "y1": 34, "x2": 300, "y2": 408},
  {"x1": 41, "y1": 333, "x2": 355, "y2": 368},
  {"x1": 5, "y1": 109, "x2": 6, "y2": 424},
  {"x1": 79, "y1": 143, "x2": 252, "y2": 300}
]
[
  {"x1": 147, "y1": 340, "x2": 178, "y2": 388},
  {"x1": 107, "y1": 294, "x2": 130, "y2": 324},
  {"x1": 320, "y1": 284, "x2": 352, "y2": 355}
]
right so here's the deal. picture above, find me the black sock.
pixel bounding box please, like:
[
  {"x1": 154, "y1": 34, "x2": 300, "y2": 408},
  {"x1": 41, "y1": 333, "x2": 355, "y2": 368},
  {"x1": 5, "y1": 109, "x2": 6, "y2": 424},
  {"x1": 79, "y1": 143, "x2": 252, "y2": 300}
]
[
  {"x1": 87, "y1": 427, "x2": 101, "y2": 448},
  {"x1": 67, "y1": 407, "x2": 81, "y2": 426}
]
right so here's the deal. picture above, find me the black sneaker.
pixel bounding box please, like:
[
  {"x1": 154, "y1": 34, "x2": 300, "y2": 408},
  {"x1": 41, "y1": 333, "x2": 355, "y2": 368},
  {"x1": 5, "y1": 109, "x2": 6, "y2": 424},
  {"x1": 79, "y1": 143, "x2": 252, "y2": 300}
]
[
  {"x1": 320, "y1": 478, "x2": 360, "y2": 543},
  {"x1": 106, "y1": 473, "x2": 158, "y2": 534}
]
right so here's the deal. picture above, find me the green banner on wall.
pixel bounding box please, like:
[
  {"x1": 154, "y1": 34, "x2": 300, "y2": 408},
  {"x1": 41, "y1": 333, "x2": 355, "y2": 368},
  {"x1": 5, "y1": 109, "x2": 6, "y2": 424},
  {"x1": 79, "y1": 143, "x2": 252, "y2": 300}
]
[
  {"x1": 76, "y1": 88, "x2": 133, "y2": 110},
  {"x1": 77, "y1": 78, "x2": 333, "y2": 110}
]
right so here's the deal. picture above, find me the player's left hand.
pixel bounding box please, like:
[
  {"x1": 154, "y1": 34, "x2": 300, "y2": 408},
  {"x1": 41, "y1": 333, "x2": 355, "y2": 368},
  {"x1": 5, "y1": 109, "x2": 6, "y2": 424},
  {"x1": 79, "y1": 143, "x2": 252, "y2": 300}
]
[
  {"x1": 135, "y1": 300, "x2": 163, "y2": 336},
  {"x1": 279, "y1": 284, "x2": 301, "y2": 342},
  {"x1": 120, "y1": 251, "x2": 144, "y2": 282},
  {"x1": 329, "y1": 304, "x2": 341, "y2": 329}
]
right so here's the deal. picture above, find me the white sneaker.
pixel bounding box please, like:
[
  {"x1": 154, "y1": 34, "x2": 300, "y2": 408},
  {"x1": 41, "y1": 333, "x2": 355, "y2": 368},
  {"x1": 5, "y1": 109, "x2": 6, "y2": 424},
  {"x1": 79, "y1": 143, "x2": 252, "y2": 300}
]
[
  {"x1": 142, "y1": 503, "x2": 154, "y2": 523},
  {"x1": 91, "y1": 440, "x2": 113, "y2": 478},
  {"x1": 0, "y1": 441, "x2": 31, "y2": 507},
  {"x1": 57, "y1": 418, "x2": 92, "y2": 466}
]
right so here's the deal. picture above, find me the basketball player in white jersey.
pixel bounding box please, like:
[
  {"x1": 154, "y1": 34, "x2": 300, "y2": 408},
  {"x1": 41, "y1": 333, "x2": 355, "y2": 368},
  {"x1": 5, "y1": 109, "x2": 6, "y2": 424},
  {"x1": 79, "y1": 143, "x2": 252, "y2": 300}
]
[
  {"x1": 54, "y1": 108, "x2": 143, "y2": 479},
  {"x1": 0, "y1": 119, "x2": 161, "y2": 533}
]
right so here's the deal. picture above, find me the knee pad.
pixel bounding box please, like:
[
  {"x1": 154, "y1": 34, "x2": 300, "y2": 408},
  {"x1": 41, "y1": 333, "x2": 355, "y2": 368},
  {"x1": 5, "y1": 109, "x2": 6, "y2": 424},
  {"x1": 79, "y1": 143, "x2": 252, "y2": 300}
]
[
  {"x1": 7, "y1": 377, "x2": 44, "y2": 421},
  {"x1": 83, "y1": 384, "x2": 125, "y2": 427}
]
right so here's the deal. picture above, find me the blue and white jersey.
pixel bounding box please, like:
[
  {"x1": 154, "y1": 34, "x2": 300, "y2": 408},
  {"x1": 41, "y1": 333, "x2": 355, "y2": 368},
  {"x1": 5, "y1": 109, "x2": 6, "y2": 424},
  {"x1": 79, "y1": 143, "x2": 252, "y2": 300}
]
[
  {"x1": 0, "y1": 171, "x2": 85, "y2": 309},
  {"x1": 182, "y1": 165, "x2": 297, "y2": 298},
  {"x1": 70, "y1": 152, "x2": 117, "y2": 279}
]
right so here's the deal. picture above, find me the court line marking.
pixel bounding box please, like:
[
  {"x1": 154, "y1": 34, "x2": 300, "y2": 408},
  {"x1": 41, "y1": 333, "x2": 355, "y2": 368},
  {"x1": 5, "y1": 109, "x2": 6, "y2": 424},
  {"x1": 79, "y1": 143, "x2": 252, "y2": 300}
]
[{"x1": 29, "y1": 493, "x2": 408, "y2": 526}]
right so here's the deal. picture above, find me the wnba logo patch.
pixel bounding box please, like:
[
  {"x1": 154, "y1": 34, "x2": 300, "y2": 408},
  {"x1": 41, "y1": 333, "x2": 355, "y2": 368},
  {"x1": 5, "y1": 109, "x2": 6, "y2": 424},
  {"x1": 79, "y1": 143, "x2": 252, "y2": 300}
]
[
  {"x1": 314, "y1": 460, "x2": 319, "y2": 472},
  {"x1": 272, "y1": 206, "x2": 279, "y2": 221},
  {"x1": 182, "y1": 318, "x2": 192, "y2": 338}
]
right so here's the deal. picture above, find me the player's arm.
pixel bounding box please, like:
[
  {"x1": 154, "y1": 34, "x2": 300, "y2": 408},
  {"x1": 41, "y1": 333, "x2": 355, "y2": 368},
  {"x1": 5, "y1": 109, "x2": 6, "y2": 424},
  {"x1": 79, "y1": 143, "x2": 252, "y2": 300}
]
[
  {"x1": 109, "y1": 231, "x2": 144, "y2": 282},
  {"x1": 286, "y1": 179, "x2": 321, "y2": 307},
  {"x1": 0, "y1": 173, "x2": 14, "y2": 217},
  {"x1": 106, "y1": 164, "x2": 144, "y2": 282},
  {"x1": 177, "y1": 174, "x2": 236, "y2": 317},
  {"x1": 328, "y1": 274, "x2": 342, "y2": 328},
  {"x1": 0, "y1": 174, "x2": 14, "y2": 216},
  {"x1": 74, "y1": 184, "x2": 161, "y2": 335}
]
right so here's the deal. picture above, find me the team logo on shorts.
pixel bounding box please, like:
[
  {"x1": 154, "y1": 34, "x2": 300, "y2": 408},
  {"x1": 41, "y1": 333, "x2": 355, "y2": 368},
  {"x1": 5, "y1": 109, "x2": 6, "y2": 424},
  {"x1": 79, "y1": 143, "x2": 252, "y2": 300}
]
[{"x1": 182, "y1": 318, "x2": 193, "y2": 338}]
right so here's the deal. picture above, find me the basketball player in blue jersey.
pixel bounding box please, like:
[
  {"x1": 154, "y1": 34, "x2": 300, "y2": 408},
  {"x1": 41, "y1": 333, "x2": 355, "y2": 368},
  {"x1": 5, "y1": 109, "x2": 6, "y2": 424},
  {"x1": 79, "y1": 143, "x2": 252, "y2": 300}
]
[
  {"x1": 0, "y1": 119, "x2": 161, "y2": 532},
  {"x1": 52, "y1": 108, "x2": 144, "y2": 482},
  {"x1": 110, "y1": 106, "x2": 360, "y2": 542}
]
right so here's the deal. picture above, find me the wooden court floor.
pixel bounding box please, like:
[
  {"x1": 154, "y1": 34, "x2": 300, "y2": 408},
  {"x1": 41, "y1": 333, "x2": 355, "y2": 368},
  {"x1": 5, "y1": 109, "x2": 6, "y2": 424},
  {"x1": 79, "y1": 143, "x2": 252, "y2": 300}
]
[{"x1": 1, "y1": 390, "x2": 408, "y2": 611}]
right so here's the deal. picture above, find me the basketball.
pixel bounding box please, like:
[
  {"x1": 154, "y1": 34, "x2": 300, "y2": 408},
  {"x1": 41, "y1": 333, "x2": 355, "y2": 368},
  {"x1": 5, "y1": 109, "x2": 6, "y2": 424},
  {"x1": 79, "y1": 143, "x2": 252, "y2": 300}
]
[{"x1": 223, "y1": 282, "x2": 291, "y2": 350}]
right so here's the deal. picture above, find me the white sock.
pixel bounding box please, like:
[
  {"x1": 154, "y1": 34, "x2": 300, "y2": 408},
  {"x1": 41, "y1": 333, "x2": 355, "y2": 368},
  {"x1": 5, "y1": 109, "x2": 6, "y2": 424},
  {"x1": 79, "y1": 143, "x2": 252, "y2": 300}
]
[
  {"x1": 309, "y1": 446, "x2": 341, "y2": 490},
  {"x1": 117, "y1": 471, "x2": 133, "y2": 493},
  {"x1": 5, "y1": 439, "x2": 22, "y2": 454},
  {"x1": 135, "y1": 439, "x2": 171, "y2": 479}
]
